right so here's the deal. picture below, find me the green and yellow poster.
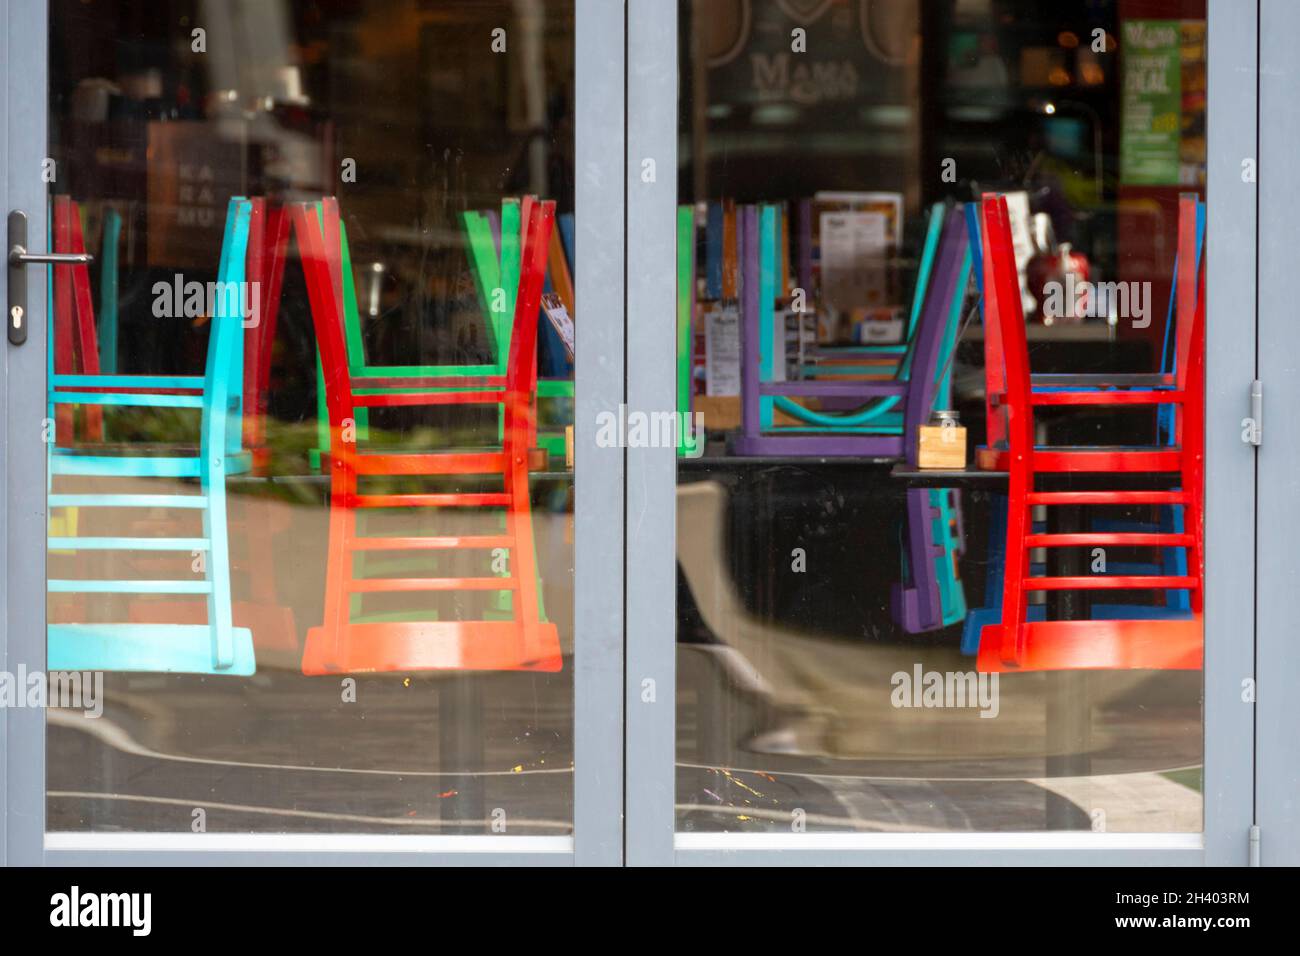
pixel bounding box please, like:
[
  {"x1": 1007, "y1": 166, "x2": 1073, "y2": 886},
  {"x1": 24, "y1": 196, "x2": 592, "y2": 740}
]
[{"x1": 1120, "y1": 19, "x2": 1181, "y2": 185}]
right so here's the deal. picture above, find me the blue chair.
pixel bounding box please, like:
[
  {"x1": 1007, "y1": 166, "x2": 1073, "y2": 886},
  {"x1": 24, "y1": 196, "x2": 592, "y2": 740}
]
[{"x1": 46, "y1": 197, "x2": 256, "y2": 675}]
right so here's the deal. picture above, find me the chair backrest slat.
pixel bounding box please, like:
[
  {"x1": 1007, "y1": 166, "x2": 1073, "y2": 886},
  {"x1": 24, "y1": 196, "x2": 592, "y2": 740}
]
[
  {"x1": 291, "y1": 202, "x2": 355, "y2": 441},
  {"x1": 66, "y1": 205, "x2": 101, "y2": 375},
  {"x1": 903, "y1": 203, "x2": 947, "y2": 353},
  {"x1": 739, "y1": 205, "x2": 759, "y2": 437},
  {"x1": 51, "y1": 196, "x2": 101, "y2": 379},
  {"x1": 981, "y1": 195, "x2": 1034, "y2": 457},
  {"x1": 1174, "y1": 193, "x2": 1203, "y2": 394},
  {"x1": 1159, "y1": 198, "x2": 1205, "y2": 375},
  {"x1": 463, "y1": 209, "x2": 503, "y2": 353},
  {"x1": 897, "y1": 202, "x2": 953, "y2": 382},
  {"x1": 243, "y1": 200, "x2": 291, "y2": 457},
  {"x1": 903, "y1": 206, "x2": 971, "y2": 467},
  {"x1": 497, "y1": 199, "x2": 523, "y2": 367},
  {"x1": 296, "y1": 196, "x2": 552, "y2": 454},
  {"x1": 200, "y1": 198, "x2": 252, "y2": 464},
  {"x1": 972, "y1": 199, "x2": 1010, "y2": 451},
  {"x1": 503, "y1": 200, "x2": 554, "y2": 450},
  {"x1": 758, "y1": 204, "x2": 779, "y2": 431}
]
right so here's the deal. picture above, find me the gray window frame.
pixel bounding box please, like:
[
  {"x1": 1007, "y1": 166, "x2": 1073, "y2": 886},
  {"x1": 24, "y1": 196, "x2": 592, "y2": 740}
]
[{"x1": 1, "y1": 0, "x2": 1286, "y2": 866}]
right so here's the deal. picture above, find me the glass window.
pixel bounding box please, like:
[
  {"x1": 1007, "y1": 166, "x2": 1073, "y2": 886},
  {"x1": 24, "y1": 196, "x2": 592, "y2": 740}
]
[
  {"x1": 676, "y1": 0, "x2": 1207, "y2": 835},
  {"x1": 46, "y1": 0, "x2": 576, "y2": 835}
]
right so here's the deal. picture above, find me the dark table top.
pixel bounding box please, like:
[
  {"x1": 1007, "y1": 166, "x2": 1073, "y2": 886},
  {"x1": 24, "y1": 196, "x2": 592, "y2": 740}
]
[{"x1": 888, "y1": 464, "x2": 1009, "y2": 487}]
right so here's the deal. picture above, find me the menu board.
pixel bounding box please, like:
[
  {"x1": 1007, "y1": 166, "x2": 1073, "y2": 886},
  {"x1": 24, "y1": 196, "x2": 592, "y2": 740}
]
[
  {"x1": 540, "y1": 293, "x2": 575, "y2": 358},
  {"x1": 810, "y1": 191, "x2": 903, "y2": 341},
  {"x1": 704, "y1": 303, "x2": 741, "y2": 397},
  {"x1": 1120, "y1": 19, "x2": 1181, "y2": 186},
  {"x1": 819, "y1": 210, "x2": 889, "y2": 314}
]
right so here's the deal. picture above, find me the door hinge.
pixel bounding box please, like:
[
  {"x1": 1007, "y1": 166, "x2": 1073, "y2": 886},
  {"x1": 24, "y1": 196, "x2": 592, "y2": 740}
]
[
  {"x1": 1249, "y1": 825, "x2": 1260, "y2": 866},
  {"x1": 1242, "y1": 380, "x2": 1262, "y2": 446}
]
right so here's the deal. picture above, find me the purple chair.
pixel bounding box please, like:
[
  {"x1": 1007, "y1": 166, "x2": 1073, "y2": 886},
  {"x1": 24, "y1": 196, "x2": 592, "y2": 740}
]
[{"x1": 731, "y1": 203, "x2": 973, "y2": 631}]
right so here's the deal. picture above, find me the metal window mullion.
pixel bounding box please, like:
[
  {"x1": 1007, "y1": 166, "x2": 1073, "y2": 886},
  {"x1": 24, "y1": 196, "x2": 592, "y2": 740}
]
[
  {"x1": 574, "y1": 0, "x2": 629, "y2": 868},
  {"x1": 625, "y1": 0, "x2": 679, "y2": 867}
]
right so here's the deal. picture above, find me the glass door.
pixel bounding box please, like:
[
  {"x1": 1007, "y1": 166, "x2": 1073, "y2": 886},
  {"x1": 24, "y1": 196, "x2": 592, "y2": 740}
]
[
  {"x1": 626, "y1": 0, "x2": 1256, "y2": 865},
  {"x1": 3, "y1": 0, "x2": 625, "y2": 865}
]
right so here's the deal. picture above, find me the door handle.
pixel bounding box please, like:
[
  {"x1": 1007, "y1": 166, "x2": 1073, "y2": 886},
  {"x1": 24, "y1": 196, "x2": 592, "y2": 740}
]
[
  {"x1": 7, "y1": 209, "x2": 95, "y2": 346},
  {"x1": 9, "y1": 248, "x2": 94, "y2": 265}
]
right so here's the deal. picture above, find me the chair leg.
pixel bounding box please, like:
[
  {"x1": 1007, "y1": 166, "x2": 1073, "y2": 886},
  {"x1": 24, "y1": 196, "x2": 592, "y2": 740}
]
[
  {"x1": 1186, "y1": 498, "x2": 1205, "y2": 614},
  {"x1": 506, "y1": 455, "x2": 545, "y2": 663},
  {"x1": 949, "y1": 489, "x2": 966, "y2": 557},
  {"x1": 901, "y1": 487, "x2": 943, "y2": 631},
  {"x1": 1184, "y1": 405, "x2": 1206, "y2": 614},
  {"x1": 318, "y1": 474, "x2": 356, "y2": 669},
  {"x1": 1162, "y1": 504, "x2": 1192, "y2": 612},
  {"x1": 932, "y1": 489, "x2": 967, "y2": 626},
  {"x1": 962, "y1": 493, "x2": 1007, "y2": 654},
  {"x1": 992, "y1": 475, "x2": 1031, "y2": 667},
  {"x1": 204, "y1": 474, "x2": 236, "y2": 670}
]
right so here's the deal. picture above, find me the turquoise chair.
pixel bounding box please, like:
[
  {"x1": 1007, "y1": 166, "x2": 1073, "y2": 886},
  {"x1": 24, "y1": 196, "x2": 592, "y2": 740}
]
[
  {"x1": 46, "y1": 197, "x2": 256, "y2": 675},
  {"x1": 754, "y1": 203, "x2": 950, "y2": 438},
  {"x1": 97, "y1": 206, "x2": 122, "y2": 373},
  {"x1": 792, "y1": 198, "x2": 942, "y2": 381}
]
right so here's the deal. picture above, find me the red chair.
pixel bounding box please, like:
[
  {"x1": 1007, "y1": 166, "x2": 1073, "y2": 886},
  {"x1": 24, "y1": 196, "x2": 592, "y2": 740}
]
[
  {"x1": 241, "y1": 199, "x2": 293, "y2": 474},
  {"x1": 292, "y1": 197, "x2": 562, "y2": 674},
  {"x1": 51, "y1": 196, "x2": 105, "y2": 443},
  {"x1": 975, "y1": 193, "x2": 1203, "y2": 672},
  {"x1": 976, "y1": 194, "x2": 1202, "y2": 470}
]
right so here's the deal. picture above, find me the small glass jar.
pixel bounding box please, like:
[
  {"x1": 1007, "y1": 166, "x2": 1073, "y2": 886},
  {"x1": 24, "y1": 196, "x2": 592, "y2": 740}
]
[{"x1": 931, "y1": 409, "x2": 960, "y2": 428}]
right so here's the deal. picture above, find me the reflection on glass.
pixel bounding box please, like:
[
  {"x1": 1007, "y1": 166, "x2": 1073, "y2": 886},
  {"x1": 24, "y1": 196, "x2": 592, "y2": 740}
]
[
  {"x1": 676, "y1": 0, "x2": 1206, "y2": 834},
  {"x1": 47, "y1": 0, "x2": 576, "y2": 834}
]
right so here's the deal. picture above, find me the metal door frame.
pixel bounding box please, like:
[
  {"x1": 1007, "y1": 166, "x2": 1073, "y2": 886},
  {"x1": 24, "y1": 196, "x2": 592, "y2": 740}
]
[
  {"x1": 1, "y1": 0, "x2": 627, "y2": 867},
  {"x1": 622, "y1": 0, "x2": 1259, "y2": 866},
  {"x1": 1, "y1": 0, "x2": 1277, "y2": 868},
  {"x1": 1256, "y1": 0, "x2": 1300, "y2": 868}
]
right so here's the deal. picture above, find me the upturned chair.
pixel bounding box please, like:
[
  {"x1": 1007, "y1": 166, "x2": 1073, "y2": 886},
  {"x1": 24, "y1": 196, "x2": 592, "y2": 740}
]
[
  {"x1": 292, "y1": 197, "x2": 562, "y2": 674},
  {"x1": 962, "y1": 194, "x2": 1203, "y2": 655},
  {"x1": 972, "y1": 193, "x2": 1203, "y2": 672},
  {"x1": 46, "y1": 197, "x2": 257, "y2": 675}
]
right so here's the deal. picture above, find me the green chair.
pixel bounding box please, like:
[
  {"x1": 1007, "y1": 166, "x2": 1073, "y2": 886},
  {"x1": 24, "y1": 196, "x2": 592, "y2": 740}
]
[{"x1": 311, "y1": 197, "x2": 573, "y2": 468}]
